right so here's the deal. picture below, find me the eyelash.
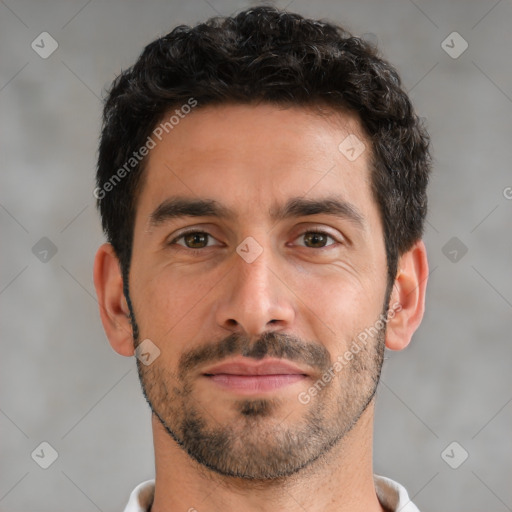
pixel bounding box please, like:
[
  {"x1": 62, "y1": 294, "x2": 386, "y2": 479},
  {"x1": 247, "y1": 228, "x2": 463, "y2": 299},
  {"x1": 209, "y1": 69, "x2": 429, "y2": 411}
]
[{"x1": 168, "y1": 229, "x2": 339, "y2": 251}]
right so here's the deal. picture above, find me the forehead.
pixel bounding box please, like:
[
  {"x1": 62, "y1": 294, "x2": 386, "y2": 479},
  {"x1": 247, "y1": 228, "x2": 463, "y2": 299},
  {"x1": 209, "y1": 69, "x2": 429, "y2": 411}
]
[{"x1": 135, "y1": 103, "x2": 375, "y2": 225}]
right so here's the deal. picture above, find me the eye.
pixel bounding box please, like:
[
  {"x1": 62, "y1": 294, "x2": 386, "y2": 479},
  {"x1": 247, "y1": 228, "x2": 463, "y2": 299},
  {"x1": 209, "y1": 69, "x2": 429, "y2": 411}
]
[
  {"x1": 168, "y1": 229, "x2": 340, "y2": 252},
  {"x1": 294, "y1": 230, "x2": 338, "y2": 249},
  {"x1": 169, "y1": 230, "x2": 221, "y2": 250}
]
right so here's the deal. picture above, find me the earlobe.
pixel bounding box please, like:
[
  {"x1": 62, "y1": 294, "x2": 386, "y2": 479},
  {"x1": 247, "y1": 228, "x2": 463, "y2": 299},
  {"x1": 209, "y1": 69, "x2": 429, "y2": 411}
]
[
  {"x1": 385, "y1": 240, "x2": 429, "y2": 351},
  {"x1": 93, "y1": 243, "x2": 135, "y2": 357}
]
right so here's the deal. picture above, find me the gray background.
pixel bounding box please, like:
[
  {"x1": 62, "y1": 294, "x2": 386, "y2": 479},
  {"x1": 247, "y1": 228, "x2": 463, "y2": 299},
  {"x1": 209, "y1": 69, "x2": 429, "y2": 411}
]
[{"x1": 1, "y1": 0, "x2": 511, "y2": 510}]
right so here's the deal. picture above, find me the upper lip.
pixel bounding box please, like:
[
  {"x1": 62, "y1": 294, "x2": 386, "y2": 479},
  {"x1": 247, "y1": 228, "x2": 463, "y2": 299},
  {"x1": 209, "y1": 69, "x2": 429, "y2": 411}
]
[{"x1": 202, "y1": 357, "x2": 309, "y2": 376}]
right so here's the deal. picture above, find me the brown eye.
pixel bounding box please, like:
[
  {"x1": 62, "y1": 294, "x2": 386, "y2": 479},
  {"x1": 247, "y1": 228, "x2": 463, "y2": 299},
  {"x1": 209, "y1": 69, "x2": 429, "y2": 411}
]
[
  {"x1": 183, "y1": 232, "x2": 209, "y2": 248},
  {"x1": 170, "y1": 231, "x2": 220, "y2": 250},
  {"x1": 300, "y1": 231, "x2": 336, "y2": 248}
]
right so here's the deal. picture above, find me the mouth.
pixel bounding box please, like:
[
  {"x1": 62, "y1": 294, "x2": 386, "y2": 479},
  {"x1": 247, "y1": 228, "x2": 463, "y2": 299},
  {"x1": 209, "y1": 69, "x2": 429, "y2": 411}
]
[{"x1": 202, "y1": 357, "x2": 309, "y2": 394}]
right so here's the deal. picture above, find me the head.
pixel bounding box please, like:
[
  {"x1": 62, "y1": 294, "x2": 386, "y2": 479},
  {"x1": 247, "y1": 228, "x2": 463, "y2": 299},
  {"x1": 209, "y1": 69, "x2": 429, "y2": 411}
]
[{"x1": 94, "y1": 6, "x2": 430, "y2": 480}]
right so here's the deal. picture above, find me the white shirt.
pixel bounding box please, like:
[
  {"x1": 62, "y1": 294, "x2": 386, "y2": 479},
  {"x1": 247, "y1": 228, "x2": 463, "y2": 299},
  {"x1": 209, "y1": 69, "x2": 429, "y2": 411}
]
[{"x1": 123, "y1": 475, "x2": 420, "y2": 511}]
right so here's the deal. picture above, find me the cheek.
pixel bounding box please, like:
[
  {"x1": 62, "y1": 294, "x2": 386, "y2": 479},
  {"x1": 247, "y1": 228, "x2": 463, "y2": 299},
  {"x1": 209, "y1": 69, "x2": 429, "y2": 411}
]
[
  {"x1": 293, "y1": 270, "x2": 384, "y2": 349},
  {"x1": 130, "y1": 263, "x2": 223, "y2": 336}
]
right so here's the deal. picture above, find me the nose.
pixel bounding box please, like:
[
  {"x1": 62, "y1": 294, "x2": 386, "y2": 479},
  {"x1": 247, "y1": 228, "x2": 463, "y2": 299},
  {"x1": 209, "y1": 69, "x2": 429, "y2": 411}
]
[{"x1": 214, "y1": 241, "x2": 295, "y2": 337}]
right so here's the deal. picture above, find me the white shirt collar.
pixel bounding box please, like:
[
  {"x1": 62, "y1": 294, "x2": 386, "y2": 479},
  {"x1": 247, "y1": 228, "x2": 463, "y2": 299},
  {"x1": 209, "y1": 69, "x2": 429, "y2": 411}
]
[{"x1": 123, "y1": 475, "x2": 420, "y2": 512}]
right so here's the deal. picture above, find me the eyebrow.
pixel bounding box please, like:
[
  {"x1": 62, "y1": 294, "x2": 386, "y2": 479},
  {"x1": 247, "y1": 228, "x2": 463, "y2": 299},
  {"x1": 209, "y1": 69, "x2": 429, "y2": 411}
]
[{"x1": 149, "y1": 195, "x2": 365, "y2": 229}]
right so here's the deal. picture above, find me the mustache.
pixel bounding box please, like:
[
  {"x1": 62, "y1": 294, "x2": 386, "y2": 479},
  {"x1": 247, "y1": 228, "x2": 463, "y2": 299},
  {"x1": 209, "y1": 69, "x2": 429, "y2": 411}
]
[{"x1": 178, "y1": 331, "x2": 331, "y2": 381}]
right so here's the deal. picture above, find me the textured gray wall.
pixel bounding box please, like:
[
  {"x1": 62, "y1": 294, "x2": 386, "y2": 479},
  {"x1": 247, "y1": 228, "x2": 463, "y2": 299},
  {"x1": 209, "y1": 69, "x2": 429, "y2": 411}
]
[{"x1": 1, "y1": 0, "x2": 511, "y2": 511}]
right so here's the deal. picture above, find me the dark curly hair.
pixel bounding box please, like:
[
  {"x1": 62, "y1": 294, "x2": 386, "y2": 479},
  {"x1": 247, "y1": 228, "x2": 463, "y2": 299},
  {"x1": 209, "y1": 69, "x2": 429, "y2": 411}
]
[{"x1": 96, "y1": 5, "x2": 431, "y2": 294}]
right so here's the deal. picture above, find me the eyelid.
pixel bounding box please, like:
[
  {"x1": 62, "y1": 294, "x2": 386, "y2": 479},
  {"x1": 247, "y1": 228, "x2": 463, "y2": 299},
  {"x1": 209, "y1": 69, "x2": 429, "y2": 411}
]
[
  {"x1": 168, "y1": 228, "x2": 222, "y2": 247},
  {"x1": 291, "y1": 229, "x2": 340, "y2": 247},
  {"x1": 292, "y1": 221, "x2": 344, "y2": 239}
]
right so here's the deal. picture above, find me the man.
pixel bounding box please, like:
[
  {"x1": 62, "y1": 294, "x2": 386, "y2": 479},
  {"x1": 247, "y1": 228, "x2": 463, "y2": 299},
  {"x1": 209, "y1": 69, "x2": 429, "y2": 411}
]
[{"x1": 93, "y1": 6, "x2": 430, "y2": 511}]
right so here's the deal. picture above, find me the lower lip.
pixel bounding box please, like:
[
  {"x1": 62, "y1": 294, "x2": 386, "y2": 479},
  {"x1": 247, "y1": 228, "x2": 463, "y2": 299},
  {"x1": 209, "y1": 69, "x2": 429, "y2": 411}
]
[{"x1": 205, "y1": 374, "x2": 306, "y2": 393}]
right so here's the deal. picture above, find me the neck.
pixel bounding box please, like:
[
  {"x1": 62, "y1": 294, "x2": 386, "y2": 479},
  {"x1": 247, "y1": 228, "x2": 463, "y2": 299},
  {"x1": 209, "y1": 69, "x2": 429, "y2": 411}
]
[{"x1": 150, "y1": 403, "x2": 385, "y2": 512}]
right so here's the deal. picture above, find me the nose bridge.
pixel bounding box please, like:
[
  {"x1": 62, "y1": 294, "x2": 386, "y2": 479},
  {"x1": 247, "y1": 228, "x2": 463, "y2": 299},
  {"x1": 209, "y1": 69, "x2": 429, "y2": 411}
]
[
  {"x1": 237, "y1": 245, "x2": 272, "y2": 305},
  {"x1": 215, "y1": 236, "x2": 294, "y2": 335}
]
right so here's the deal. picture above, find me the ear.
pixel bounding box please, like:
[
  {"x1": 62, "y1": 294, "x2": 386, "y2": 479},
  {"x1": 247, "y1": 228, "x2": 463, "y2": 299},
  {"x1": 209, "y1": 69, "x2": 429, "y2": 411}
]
[
  {"x1": 385, "y1": 240, "x2": 429, "y2": 351},
  {"x1": 93, "y1": 243, "x2": 134, "y2": 356}
]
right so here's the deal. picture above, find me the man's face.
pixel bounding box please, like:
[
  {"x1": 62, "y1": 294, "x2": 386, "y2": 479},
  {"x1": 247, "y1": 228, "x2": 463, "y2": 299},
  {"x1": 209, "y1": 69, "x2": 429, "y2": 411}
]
[{"x1": 128, "y1": 103, "x2": 390, "y2": 479}]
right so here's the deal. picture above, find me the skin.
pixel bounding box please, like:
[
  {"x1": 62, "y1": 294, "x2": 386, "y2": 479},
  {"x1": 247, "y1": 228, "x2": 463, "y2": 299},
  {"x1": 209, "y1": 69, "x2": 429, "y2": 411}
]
[{"x1": 94, "y1": 103, "x2": 428, "y2": 512}]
